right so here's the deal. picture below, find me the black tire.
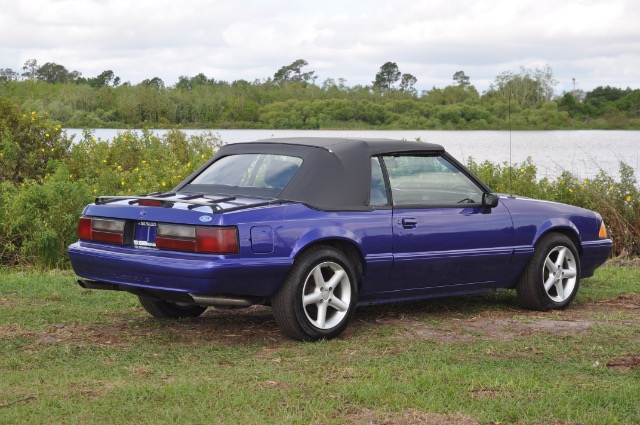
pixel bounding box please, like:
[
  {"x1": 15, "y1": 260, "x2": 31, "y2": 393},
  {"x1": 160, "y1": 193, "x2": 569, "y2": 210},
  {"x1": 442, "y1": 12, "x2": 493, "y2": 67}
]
[
  {"x1": 138, "y1": 297, "x2": 207, "y2": 319},
  {"x1": 517, "y1": 233, "x2": 581, "y2": 311},
  {"x1": 272, "y1": 246, "x2": 358, "y2": 341}
]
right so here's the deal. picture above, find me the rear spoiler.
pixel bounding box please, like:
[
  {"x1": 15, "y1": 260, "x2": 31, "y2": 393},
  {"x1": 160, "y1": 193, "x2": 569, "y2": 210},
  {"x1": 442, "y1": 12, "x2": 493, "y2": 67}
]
[{"x1": 94, "y1": 192, "x2": 289, "y2": 213}]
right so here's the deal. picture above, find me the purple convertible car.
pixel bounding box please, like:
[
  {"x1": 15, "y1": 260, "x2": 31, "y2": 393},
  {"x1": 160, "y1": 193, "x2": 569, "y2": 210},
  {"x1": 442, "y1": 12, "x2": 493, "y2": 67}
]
[{"x1": 69, "y1": 138, "x2": 612, "y2": 341}]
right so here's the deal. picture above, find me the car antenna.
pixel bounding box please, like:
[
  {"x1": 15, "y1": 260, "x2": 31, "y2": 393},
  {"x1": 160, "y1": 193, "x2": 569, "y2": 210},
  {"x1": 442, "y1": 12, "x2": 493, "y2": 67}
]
[{"x1": 508, "y1": 90, "x2": 515, "y2": 199}]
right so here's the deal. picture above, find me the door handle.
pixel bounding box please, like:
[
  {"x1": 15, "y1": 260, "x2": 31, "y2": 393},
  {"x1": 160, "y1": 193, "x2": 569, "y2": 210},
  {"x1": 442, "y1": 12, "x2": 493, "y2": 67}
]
[{"x1": 401, "y1": 218, "x2": 417, "y2": 229}]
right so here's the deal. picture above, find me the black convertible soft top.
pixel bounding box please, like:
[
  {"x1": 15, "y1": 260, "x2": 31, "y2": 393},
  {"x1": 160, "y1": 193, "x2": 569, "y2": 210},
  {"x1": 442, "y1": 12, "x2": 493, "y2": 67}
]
[{"x1": 175, "y1": 138, "x2": 446, "y2": 210}]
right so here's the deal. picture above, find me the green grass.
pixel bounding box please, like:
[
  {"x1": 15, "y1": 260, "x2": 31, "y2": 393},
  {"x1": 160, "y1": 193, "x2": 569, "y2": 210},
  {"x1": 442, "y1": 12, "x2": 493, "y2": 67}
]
[{"x1": 1, "y1": 265, "x2": 639, "y2": 424}]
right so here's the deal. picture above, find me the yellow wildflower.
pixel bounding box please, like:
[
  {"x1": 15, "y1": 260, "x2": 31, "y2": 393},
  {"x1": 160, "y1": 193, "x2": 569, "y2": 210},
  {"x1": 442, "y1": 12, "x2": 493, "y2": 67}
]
[
  {"x1": 626, "y1": 195, "x2": 632, "y2": 202},
  {"x1": 583, "y1": 179, "x2": 588, "y2": 185},
  {"x1": 569, "y1": 189, "x2": 573, "y2": 193},
  {"x1": 31, "y1": 111, "x2": 36, "y2": 115},
  {"x1": 161, "y1": 181, "x2": 166, "y2": 187},
  {"x1": 93, "y1": 189, "x2": 97, "y2": 193},
  {"x1": 92, "y1": 137, "x2": 96, "y2": 142},
  {"x1": 41, "y1": 148, "x2": 45, "y2": 153},
  {"x1": 134, "y1": 167, "x2": 139, "y2": 172},
  {"x1": 201, "y1": 154, "x2": 205, "y2": 159},
  {"x1": 187, "y1": 162, "x2": 191, "y2": 168},
  {"x1": 519, "y1": 168, "x2": 525, "y2": 173},
  {"x1": 45, "y1": 133, "x2": 50, "y2": 138},
  {"x1": 117, "y1": 165, "x2": 122, "y2": 170},
  {"x1": 102, "y1": 159, "x2": 107, "y2": 163},
  {"x1": 121, "y1": 181, "x2": 126, "y2": 186}
]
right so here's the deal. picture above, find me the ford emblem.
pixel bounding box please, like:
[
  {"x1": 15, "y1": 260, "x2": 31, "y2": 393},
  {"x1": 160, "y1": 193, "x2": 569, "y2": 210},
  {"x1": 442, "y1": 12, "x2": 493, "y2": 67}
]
[{"x1": 199, "y1": 215, "x2": 212, "y2": 223}]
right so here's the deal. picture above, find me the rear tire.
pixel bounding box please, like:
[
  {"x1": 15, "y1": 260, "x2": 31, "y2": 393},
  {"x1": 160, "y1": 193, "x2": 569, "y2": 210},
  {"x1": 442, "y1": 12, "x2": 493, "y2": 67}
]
[
  {"x1": 138, "y1": 297, "x2": 207, "y2": 319},
  {"x1": 517, "y1": 233, "x2": 581, "y2": 311},
  {"x1": 272, "y1": 246, "x2": 358, "y2": 341}
]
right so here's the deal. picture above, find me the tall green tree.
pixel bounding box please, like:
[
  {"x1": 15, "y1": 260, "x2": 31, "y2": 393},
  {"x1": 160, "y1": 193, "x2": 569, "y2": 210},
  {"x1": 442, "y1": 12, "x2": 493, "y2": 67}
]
[
  {"x1": 486, "y1": 65, "x2": 557, "y2": 106},
  {"x1": 273, "y1": 59, "x2": 316, "y2": 85},
  {"x1": 452, "y1": 70, "x2": 470, "y2": 88},
  {"x1": 89, "y1": 70, "x2": 120, "y2": 88},
  {"x1": 0, "y1": 68, "x2": 19, "y2": 82},
  {"x1": 399, "y1": 73, "x2": 417, "y2": 94},
  {"x1": 37, "y1": 62, "x2": 80, "y2": 84},
  {"x1": 373, "y1": 62, "x2": 401, "y2": 91},
  {"x1": 21, "y1": 59, "x2": 40, "y2": 82}
]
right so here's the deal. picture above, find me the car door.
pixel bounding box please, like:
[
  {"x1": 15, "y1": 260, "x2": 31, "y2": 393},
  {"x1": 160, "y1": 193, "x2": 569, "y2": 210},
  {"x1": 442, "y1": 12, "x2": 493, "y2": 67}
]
[{"x1": 383, "y1": 154, "x2": 515, "y2": 292}]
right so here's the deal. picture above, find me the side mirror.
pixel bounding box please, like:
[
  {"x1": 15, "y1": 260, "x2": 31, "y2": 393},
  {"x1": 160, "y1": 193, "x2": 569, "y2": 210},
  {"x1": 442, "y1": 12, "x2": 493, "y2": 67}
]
[{"x1": 482, "y1": 192, "x2": 500, "y2": 209}]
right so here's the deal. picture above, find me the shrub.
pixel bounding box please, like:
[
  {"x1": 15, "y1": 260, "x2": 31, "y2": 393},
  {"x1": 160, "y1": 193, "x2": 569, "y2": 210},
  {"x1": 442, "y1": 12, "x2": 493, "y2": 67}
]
[
  {"x1": 0, "y1": 97, "x2": 73, "y2": 184},
  {"x1": 467, "y1": 157, "x2": 639, "y2": 256}
]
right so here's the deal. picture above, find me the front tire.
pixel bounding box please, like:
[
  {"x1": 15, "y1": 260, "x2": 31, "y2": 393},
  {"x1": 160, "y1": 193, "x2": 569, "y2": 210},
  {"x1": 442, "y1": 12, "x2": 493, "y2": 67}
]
[
  {"x1": 517, "y1": 233, "x2": 581, "y2": 311},
  {"x1": 138, "y1": 297, "x2": 207, "y2": 319},
  {"x1": 272, "y1": 246, "x2": 358, "y2": 341}
]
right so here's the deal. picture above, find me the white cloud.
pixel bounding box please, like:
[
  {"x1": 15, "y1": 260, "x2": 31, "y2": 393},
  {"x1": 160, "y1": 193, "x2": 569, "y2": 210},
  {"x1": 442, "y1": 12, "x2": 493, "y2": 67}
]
[{"x1": 0, "y1": 0, "x2": 638, "y2": 93}]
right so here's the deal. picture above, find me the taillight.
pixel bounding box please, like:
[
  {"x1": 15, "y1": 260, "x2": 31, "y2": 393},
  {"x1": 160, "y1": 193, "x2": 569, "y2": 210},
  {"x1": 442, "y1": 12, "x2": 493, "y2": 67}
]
[
  {"x1": 156, "y1": 224, "x2": 239, "y2": 254},
  {"x1": 78, "y1": 217, "x2": 125, "y2": 245}
]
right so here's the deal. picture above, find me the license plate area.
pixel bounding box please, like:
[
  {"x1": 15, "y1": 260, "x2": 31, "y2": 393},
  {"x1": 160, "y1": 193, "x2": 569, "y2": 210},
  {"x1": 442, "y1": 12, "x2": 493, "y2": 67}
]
[{"x1": 134, "y1": 221, "x2": 157, "y2": 248}]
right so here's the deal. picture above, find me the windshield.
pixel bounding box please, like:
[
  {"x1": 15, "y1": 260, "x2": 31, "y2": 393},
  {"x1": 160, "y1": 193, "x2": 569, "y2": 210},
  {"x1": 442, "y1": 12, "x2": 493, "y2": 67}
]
[{"x1": 185, "y1": 153, "x2": 303, "y2": 197}]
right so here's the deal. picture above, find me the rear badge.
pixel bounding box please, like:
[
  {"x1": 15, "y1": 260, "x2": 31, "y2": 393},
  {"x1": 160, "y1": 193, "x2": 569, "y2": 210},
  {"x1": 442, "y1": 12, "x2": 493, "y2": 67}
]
[{"x1": 199, "y1": 215, "x2": 212, "y2": 223}]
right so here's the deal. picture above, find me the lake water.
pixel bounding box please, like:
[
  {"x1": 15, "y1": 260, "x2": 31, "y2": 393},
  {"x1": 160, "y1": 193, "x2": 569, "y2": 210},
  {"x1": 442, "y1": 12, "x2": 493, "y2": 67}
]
[{"x1": 69, "y1": 129, "x2": 640, "y2": 180}]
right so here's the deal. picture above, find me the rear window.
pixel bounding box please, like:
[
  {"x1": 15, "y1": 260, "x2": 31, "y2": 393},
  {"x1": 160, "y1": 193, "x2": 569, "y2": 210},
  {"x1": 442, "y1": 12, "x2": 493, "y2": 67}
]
[{"x1": 187, "y1": 154, "x2": 303, "y2": 196}]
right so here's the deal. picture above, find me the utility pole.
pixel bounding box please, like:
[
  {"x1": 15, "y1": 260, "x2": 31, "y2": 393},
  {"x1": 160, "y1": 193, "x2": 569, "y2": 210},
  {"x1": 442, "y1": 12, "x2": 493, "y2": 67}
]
[{"x1": 572, "y1": 78, "x2": 576, "y2": 92}]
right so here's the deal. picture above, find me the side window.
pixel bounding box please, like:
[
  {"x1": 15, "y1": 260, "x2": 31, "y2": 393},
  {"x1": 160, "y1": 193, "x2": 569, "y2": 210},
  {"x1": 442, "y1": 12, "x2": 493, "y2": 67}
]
[
  {"x1": 382, "y1": 155, "x2": 483, "y2": 206},
  {"x1": 369, "y1": 157, "x2": 389, "y2": 206}
]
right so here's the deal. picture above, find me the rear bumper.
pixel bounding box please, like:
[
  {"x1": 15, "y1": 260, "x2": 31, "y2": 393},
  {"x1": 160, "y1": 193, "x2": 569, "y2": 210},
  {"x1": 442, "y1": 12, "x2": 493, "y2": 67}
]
[
  {"x1": 580, "y1": 239, "x2": 613, "y2": 278},
  {"x1": 68, "y1": 241, "x2": 291, "y2": 297}
]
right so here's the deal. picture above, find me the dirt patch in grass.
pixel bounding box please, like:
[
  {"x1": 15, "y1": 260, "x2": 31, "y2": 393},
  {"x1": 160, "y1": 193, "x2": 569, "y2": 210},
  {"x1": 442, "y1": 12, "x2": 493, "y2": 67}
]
[
  {"x1": 2, "y1": 305, "x2": 287, "y2": 348},
  {"x1": 338, "y1": 408, "x2": 479, "y2": 425},
  {"x1": 606, "y1": 355, "x2": 640, "y2": 369},
  {"x1": 2, "y1": 293, "x2": 638, "y2": 349},
  {"x1": 356, "y1": 292, "x2": 639, "y2": 345},
  {"x1": 596, "y1": 293, "x2": 640, "y2": 309}
]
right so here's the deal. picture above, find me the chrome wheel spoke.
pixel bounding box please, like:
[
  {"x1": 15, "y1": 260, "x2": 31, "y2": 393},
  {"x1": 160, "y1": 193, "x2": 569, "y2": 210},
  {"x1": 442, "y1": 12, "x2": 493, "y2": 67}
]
[
  {"x1": 303, "y1": 291, "x2": 323, "y2": 306},
  {"x1": 545, "y1": 257, "x2": 558, "y2": 272},
  {"x1": 555, "y1": 247, "x2": 567, "y2": 269},
  {"x1": 312, "y1": 267, "x2": 325, "y2": 287},
  {"x1": 330, "y1": 296, "x2": 349, "y2": 312},
  {"x1": 326, "y1": 269, "x2": 345, "y2": 290},
  {"x1": 554, "y1": 280, "x2": 567, "y2": 300},
  {"x1": 544, "y1": 275, "x2": 557, "y2": 291},
  {"x1": 315, "y1": 302, "x2": 328, "y2": 328}
]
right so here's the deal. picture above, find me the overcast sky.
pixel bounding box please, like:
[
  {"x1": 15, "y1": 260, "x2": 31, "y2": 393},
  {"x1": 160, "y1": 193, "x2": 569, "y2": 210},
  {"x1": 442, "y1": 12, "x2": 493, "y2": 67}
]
[{"x1": 1, "y1": 0, "x2": 638, "y2": 94}]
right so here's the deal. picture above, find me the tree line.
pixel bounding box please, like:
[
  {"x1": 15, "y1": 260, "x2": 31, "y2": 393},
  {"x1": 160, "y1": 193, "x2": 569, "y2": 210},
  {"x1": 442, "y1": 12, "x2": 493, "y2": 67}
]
[{"x1": 1, "y1": 59, "x2": 638, "y2": 130}]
